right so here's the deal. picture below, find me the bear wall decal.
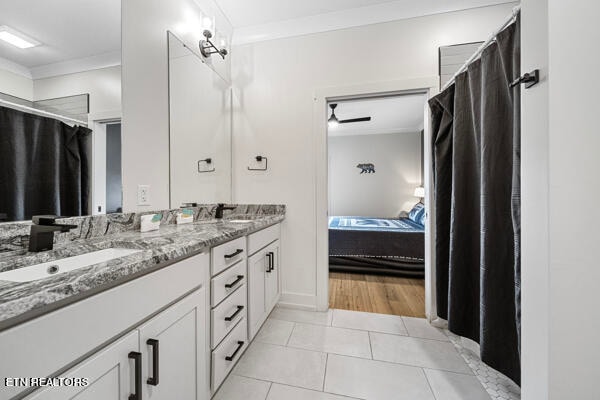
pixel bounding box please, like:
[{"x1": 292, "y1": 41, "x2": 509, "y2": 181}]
[{"x1": 356, "y1": 163, "x2": 375, "y2": 174}]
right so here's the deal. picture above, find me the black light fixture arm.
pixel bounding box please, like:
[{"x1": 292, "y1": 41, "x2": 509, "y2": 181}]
[{"x1": 199, "y1": 30, "x2": 228, "y2": 60}]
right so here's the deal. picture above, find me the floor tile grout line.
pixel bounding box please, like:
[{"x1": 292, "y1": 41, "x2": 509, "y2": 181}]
[
  {"x1": 285, "y1": 322, "x2": 295, "y2": 346},
  {"x1": 275, "y1": 381, "x2": 367, "y2": 400},
  {"x1": 286, "y1": 343, "x2": 372, "y2": 361},
  {"x1": 421, "y1": 367, "x2": 440, "y2": 400},
  {"x1": 327, "y1": 352, "x2": 476, "y2": 376},
  {"x1": 264, "y1": 381, "x2": 273, "y2": 400},
  {"x1": 270, "y1": 315, "x2": 449, "y2": 341},
  {"x1": 367, "y1": 331, "x2": 373, "y2": 359},
  {"x1": 232, "y1": 373, "x2": 327, "y2": 394},
  {"x1": 322, "y1": 353, "x2": 329, "y2": 391}
]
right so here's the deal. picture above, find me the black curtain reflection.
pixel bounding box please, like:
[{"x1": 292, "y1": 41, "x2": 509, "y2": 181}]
[{"x1": 0, "y1": 105, "x2": 91, "y2": 221}]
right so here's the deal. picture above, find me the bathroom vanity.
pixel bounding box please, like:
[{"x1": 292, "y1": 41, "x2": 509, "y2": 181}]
[{"x1": 0, "y1": 207, "x2": 283, "y2": 400}]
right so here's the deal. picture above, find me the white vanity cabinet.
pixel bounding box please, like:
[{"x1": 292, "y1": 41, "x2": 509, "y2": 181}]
[
  {"x1": 25, "y1": 289, "x2": 207, "y2": 400},
  {"x1": 247, "y1": 224, "x2": 281, "y2": 340},
  {"x1": 209, "y1": 238, "x2": 248, "y2": 392},
  {"x1": 3, "y1": 252, "x2": 210, "y2": 400},
  {"x1": 25, "y1": 331, "x2": 138, "y2": 400},
  {"x1": 3, "y1": 222, "x2": 282, "y2": 400}
]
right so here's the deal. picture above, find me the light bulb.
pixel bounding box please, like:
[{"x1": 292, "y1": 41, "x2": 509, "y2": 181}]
[{"x1": 202, "y1": 16, "x2": 213, "y2": 32}]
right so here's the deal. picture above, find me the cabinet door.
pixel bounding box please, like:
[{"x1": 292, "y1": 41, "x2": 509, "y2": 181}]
[
  {"x1": 247, "y1": 250, "x2": 267, "y2": 340},
  {"x1": 265, "y1": 241, "x2": 280, "y2": 312},
  {"x1": 26, "y1": 331, "x2": 139, "y2": 400},
  {"x1": 139, "y1": 288, "x2": 208, "y2": 400}
]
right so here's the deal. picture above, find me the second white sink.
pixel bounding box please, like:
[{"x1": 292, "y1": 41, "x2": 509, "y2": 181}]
[{"x1": 0, "y1": 248, "x2": 142, "y2": 283}]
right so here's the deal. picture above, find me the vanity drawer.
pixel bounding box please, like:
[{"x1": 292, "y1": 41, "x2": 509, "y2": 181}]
[
  {"x1": 211, "y1": 259, "x2": 246, "y2": 306},
  {"x1": 212, "y1": 318, "x2": 248, "y2": 391},
  {"x1": 212, "y1": 284, "x2": 247, "y2": 348},
  {"x1": 247, "y1": 223, "x2": 280, "y2": 255},
  {"x1": 211, "y1": 236, "x2": 247, "y2": 276}
]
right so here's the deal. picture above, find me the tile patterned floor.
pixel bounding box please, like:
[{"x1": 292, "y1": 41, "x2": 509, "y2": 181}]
[
  {"x1": 444, "y1": 330, "x2": 521, "y2": 400},
  {"x1": 214, "y1": 308, "x2": 520, "y2": 400}
]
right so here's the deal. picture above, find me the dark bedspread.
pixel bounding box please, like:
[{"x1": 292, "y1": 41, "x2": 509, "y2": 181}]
[{"x1": 328, "y1": 216, "x2": 424, "y2": 277}]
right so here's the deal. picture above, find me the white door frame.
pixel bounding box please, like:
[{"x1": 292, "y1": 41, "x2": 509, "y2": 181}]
[
  {"x1": 313, "y1": 77, "x2": 439, "y2": 321},
  {"x1": 89, "y1": 110, "x2": 122, "y2": 215}
]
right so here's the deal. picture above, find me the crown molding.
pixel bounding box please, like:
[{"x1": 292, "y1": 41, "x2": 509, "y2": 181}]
[
  {"x1": 232, "y1": 0, "x2": 516, "y2": 45},
  {"x1": 0, "y1": 56, "x2": 32, "y2": 79},
  {"x1": 30, "y1": 50, "x2": 121, "y2": 80}
]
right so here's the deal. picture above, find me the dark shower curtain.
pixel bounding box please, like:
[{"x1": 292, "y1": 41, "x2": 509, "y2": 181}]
[
  {"x1": 429, "y1": 17, "x2": 521, "y2": 384},
  {"x1": 0, "y1": 105, "x2": 92, "y2": 222}
]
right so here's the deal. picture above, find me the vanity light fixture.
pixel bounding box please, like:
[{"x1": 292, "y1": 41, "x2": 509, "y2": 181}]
[
  {"x1": 199, "y1": 30, "x2": 228, "y2": 59},
  {"x1": 0, "y1": 26, "x2": 40, "y2": 49}
]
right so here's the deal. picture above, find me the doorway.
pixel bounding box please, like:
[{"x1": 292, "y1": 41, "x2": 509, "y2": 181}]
[
  {"x1": 92, "y1": 119, "x2": 123, "y2": 215},
  {"x1": 313, "y1": 77, "x2": 439, "y2": 320},
  {"x1": 326, "y1": 94, "x2": 428, "y2": 317}
]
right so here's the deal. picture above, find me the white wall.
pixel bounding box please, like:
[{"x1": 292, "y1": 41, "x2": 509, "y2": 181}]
[
  {"x1": 231, "y1": 3, "x2": 518, "y2": 308},
  {"x1": 33, "y1": 66, "x2": 122, "y2": 117},
  {"x1": 121, "y1": 0, "x2": 232, "y2": 212},
  {"x1": 0, "y1": 68, "x2": 33, "y2": 101},
  {"x1": 521, "y1": 0, "x2": 548, "y2": 398},
  {"x1": 523, "y1": 0, "x2": 600, "y2": 398},
  {"x1": 328, "y1": 132, "x2": 421, "y2": 217}
]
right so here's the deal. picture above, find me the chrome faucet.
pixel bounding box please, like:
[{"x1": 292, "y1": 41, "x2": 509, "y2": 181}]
[{"x1": 29, "y1": 216, "x2": 78, "y2": 252}]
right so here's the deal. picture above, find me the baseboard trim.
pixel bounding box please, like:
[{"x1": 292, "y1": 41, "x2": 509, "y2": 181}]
[{"x1": 278, "y1": 292, "x2": 317, "y2": 311}]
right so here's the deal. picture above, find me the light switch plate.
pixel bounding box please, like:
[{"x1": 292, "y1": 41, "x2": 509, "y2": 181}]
[{"x1": 137, "y1": 185, "x2": 150, "y2": 205}]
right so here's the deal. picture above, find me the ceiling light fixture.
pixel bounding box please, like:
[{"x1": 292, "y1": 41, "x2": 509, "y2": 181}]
[
  {"x1": 328, "y1": 104, "x2": 339, "y2": 128},
  {"x1": 0, "y1": 26, "x2": 40, "y2": 49}
]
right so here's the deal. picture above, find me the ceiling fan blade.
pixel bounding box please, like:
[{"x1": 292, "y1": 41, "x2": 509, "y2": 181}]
[{"x1": 339, "y1": 117, "x2": 371, "y2": 123}]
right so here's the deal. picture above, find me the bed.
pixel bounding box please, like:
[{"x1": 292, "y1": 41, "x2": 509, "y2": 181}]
[{"x1": 328, "y1": 215, "x2": 425, "y2": 277}]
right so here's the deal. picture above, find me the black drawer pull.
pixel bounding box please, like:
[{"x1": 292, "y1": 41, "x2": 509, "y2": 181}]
[
  {"x1": 225, "y1": 305, "x2": 244, "y2": 321},
  {"x1": 128, "y1": 351, "x2": 142, "y2": 400},
  {"x1": 225, "y1": 275, "x2": 244, "y2": 289},
  {"x1": 225, "y1": 341, "x2": 245, "y2": 361},
  {"x1": 146, "y1": 339, "x2": 159, "y2": 386},
  {"x1": 266, "y1": 252, "x2": 272, "y2": 273},
  {"x1": 268, "y1": 251, "x2": 275, "y2": 271},
  {"x1": 224, "y1": 248, "x2": 244, "y2": 259}
]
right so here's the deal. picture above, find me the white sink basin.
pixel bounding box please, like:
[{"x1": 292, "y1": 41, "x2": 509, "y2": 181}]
[
  {"x1": 0, "y1": 248, "x2": 142, "y2": 283},
  {"x1": 227, "y1": 219, "x2": 254, "y2": 223}
]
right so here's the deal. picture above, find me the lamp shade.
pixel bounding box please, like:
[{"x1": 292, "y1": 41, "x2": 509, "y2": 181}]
[{"x1": 414, "y1": 186, "x2": 425, "y2": 198}]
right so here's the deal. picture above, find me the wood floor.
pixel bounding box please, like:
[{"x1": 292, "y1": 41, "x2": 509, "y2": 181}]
[{"x1": 329, "y1": 271, "x2": 425, "y2": 318}]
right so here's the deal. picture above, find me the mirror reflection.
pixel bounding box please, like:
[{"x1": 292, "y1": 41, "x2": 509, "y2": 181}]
[
  {"x1": 168, "y1": 32, "x2": 232, "y2": 207},
  {"x1": 0, "y1": 0, "x2": 122, "y2": 222}
]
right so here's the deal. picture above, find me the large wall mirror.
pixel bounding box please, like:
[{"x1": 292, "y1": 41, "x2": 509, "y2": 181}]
[
  {"x1": 0, "y1": 0, "x2": 122, "y2": 223},
  {"x1": 168, "y1": 32, "x2": 232, "y2": 207}
]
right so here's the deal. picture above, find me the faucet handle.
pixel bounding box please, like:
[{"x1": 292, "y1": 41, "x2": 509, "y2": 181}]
[{"x1": 32, "y1": 215, "x2": 61, "y2": 225}]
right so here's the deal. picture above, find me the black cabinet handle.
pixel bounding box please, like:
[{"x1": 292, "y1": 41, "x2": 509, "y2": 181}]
[
  {"x1": 266, "y1": 252, "x2": 272, "y2": 273},
  {"x1": 146, "y1": 339, "x2": 159, "y2": 386},
  {"x1": 224, "y1": 249, "x2": 243, "y2": 259},
  {"x1": 225, "y1": 275, "x2": 244, "y2": 289},
  {"x1": 224, "y1": 305, "x2": 244, "y2": 321},
  {"x1": 268, "y1": 252, "x2": 275, "y2": 271},
  {"x1": 128, "y1": 351, "x2": 142, "y2": 400},
  {"x1": 225, "y1": 341, "x2": 245, "y2": 361}
]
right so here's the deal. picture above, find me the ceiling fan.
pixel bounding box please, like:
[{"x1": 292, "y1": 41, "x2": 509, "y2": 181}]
[{"x1": 328, "y1": 103, "x2": 371, "y2": 127}]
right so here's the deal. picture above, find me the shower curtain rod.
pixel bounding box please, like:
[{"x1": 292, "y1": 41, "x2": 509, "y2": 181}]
[
  {"x1": 0, "y1": 97, "x2": 88, "y2": 126},
  {"x1": 441, "y1": 5, "x2": 521, "y2": 91}
]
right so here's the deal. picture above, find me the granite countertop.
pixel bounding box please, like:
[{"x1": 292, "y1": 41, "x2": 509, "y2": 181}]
[{"x1": 0, "y1": 215, "x2": 284, "y2": 331}]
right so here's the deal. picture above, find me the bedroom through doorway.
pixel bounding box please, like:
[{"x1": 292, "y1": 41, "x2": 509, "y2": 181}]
[{"x1": 327, "y1": 94, "x2": 427, "y2": 318}]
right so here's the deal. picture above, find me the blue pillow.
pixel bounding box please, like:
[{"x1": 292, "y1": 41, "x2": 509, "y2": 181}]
[{"x1": 408, "y1": 203, "x2": 425, "y2": 226}]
